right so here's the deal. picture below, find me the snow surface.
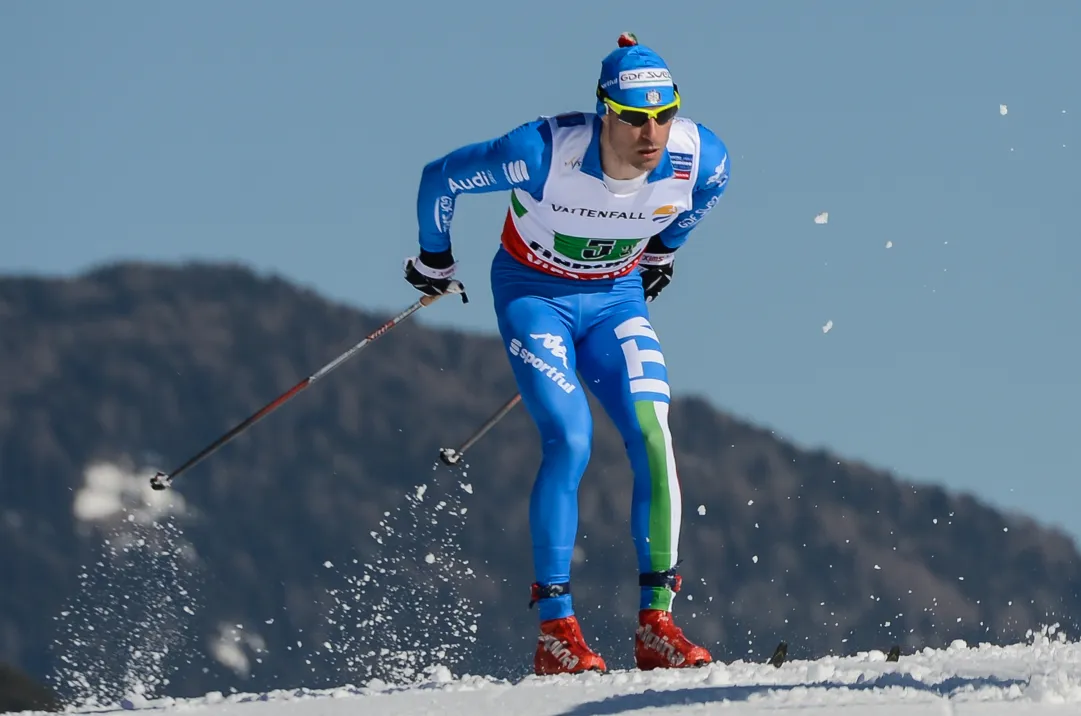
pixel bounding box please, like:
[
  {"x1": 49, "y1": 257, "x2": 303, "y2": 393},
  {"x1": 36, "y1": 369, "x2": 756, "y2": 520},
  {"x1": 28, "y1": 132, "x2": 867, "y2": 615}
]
[
  {"x1": 31, "y1": 633, "x2": 1081, "y2": 715},
  {"x1": 33, "y1": 462, "x2": 1081, "y2": 716}
]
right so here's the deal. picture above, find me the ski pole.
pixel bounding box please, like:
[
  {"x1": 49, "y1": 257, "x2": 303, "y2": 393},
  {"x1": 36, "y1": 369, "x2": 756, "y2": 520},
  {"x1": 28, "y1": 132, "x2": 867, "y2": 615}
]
[
  {"x1": 150, "y1": 281, "x2": 468, "y2": 491},
  {"x1": 438, "y1": 392, "x2": 521, "y2": 466}
]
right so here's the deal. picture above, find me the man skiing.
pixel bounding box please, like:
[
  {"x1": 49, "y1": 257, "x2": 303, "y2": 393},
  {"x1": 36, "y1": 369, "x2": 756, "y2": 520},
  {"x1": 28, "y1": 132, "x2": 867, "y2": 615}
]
[{"x1": 403, "y1": 32, "x2": 730, "y2": 675}]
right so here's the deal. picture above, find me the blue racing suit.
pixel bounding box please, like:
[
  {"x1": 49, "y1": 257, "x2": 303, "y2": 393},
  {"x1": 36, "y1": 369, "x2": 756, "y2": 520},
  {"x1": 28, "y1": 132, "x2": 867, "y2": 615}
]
[{"x1": 414, "y1": 111, "x2": 730, "y2": 621}]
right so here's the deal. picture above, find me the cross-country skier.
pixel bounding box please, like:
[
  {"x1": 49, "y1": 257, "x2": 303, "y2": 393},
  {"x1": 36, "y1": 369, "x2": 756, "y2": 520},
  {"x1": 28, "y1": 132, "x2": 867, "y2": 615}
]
[{"x1": 403, "y1": 32, "x2": 730, "y2": 675}]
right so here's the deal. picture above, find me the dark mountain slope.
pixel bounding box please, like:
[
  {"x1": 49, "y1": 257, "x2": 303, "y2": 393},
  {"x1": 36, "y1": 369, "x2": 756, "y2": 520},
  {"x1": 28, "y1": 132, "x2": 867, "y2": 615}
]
[{"x1": 1, "y1": 261, "x2": 1077, "y2": 704}]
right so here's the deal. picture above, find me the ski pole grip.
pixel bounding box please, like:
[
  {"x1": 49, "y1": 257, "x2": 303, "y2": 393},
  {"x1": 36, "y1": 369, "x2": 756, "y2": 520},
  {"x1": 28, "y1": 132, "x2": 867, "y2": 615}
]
[
  {"x1": 421, "y1": 280, "x2": 468, "y2": 306},
  {"x1": 449, "y1": 279, "x2": 469, "y2": 304}
]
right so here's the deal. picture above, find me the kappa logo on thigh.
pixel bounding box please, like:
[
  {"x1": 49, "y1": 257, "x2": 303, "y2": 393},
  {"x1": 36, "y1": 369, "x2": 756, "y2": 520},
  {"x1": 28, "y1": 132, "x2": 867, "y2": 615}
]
[
  {"x1": 529, "y1": 332, "x2": 569, "y2": 369},
  {"x1": 614, "y1": 317, "x2": 670, "y2": 397},
  {"x1": 509, "y1": 338, "x2": 576, "y2": 394}
]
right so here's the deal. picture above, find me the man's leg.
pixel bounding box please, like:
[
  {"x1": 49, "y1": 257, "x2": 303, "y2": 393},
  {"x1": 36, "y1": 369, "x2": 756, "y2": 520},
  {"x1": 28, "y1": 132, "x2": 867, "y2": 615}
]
[
  {"x1": 493, "y1": 292, "x2": 591, "y2": 622},
  {"x1": 490, "y1": 249, "x2": 607, "y2": 676},
  {"x1": 577, "y1": 292, "x2": 711, "y2": 669},
  {"x1": 577, "y1": 303, "x2": 680, "y2": 607}
]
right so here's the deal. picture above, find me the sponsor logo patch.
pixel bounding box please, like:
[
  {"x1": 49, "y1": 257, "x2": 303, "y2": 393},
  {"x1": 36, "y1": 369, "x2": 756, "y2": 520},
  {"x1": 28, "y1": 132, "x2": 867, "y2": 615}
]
[
  {"x1": 675, "y1": 194, "x2": 721, "y2": 229},
  {"x1": 706, "y1": 154, "x2": 729, "y2": 188},
  {"x1": 670, "y1": 152, "x2": 693, "y2": 180},
  {"x1": 448, "y1": 170, "x2": 497, "y2": 193},
  {"x1": 509, "y1": 338, "x2": 576, "y2": 394},
  {"x1": 530, "y1": 332, "x2": 569, "y2": 369},
  {"x1": 652, "y1": 205, "x2": 679, "y2": 223},
  {"x1": 550, "y1": 205, "x2": 646, "y2": 220},
  {"x1": 503, "y1": 160, "x2": 530, "y2": 185},
  {"x1": 434, "y1": 195, "x2": 454, "y2": 232},
  {"x1": 618, "y1": 69, "x2": 673, "y2": 90}
]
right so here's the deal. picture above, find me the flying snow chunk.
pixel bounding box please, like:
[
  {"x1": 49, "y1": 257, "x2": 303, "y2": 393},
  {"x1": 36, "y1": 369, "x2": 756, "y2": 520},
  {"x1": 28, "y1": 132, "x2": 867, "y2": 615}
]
[
  {"x1": 886, "y1": 241, "x2": 894, "y2": 249},
  {"x1": 74, "y1": 461, "x2": 187, "y2": 525},
  {"x1": 822, "y1": 320, "x2": 834, "y2": 334},
  {"x1": 697, "y1": 505, "x2": 707, "y2": 516},
  {"x1": 814, "y1": 212, "x2": 829, "y2": 224},
  {"x1": 1000, "y1": 104, "x2": 1008, "y2": 116}
]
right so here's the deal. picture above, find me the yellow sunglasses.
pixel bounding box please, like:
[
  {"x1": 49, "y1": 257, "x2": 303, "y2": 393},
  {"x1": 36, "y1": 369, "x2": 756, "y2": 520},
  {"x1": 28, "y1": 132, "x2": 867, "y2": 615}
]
[{"x1": 601, "y1": 90, "x2": 681, "y2": 127}]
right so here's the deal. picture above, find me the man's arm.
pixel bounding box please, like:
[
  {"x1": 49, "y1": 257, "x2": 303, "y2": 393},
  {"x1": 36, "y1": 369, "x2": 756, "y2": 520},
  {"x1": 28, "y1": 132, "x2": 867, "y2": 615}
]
[
  {"x1": 647, "y1": 123, "x2": 730, "y2": 260},
  {"x1": 415, "y1": 119, "x2": 552, "y2": 260},
  {"x1": 638, "y1": 124, "x2": 730, "y2": 301}
]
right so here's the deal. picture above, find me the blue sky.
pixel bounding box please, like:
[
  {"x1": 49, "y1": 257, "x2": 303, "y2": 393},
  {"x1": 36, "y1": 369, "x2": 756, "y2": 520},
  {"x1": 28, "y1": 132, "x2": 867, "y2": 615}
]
[{"x1": 3, "y1": 2, "x2": 1079, "y2": 543}]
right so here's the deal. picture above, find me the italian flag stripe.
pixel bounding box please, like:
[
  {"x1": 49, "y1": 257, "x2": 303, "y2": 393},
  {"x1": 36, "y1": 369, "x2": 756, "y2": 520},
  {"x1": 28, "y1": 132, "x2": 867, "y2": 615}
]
[
  {"x1": 510, "y1": 190, "x2": 599, "y2": 246},
  {"x1": 635, "y1": 400, "x2": 681, "y2": 575},
  {"x1": 511, "y1": 190, "x2": 528, "y2": 218}
]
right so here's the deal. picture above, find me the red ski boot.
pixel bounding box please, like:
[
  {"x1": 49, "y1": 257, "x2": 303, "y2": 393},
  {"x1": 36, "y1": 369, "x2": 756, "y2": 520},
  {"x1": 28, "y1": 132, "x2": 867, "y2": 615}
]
[
  {"x1": 529, "y1": 582, "x2": 606, "y2": 675},
  {"x1": 634, "y1": 609, "x2": 713, "y2": 670},
  {"x1": 534, "y1": 615, "x2": 607, "y2": 675}
]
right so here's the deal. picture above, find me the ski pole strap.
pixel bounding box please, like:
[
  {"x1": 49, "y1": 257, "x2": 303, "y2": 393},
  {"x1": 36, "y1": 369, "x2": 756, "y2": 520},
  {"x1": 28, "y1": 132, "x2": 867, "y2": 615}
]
[
  {"x1": 529, "y1": 581, "x2": 571, "y2": 608},
  {"x1": 639, "y1": 566, "x2": 682, "y2": 593}
]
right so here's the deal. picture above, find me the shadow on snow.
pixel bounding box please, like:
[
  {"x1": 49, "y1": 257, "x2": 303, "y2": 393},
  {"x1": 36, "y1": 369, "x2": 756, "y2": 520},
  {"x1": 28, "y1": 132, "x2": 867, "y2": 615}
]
[{"x1": 554, "y1": 672, "x2": 1028, "y2": 715}]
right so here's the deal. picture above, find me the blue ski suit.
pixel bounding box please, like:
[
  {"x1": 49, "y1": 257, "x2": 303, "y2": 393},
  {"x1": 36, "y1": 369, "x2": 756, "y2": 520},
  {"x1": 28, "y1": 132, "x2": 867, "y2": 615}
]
[{"x1": 413, "y1": 110, "x2": 730, "y2": 621}]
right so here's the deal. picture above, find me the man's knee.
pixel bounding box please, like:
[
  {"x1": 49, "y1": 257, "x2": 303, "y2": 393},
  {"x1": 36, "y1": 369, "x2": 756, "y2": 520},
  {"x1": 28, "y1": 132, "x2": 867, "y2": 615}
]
[
  {"x1": 541, "y1": 419, "x2": 593, "y2": 469},
  {"x1": 639, "y1": 417, "x2": 669, "y2": 457}
]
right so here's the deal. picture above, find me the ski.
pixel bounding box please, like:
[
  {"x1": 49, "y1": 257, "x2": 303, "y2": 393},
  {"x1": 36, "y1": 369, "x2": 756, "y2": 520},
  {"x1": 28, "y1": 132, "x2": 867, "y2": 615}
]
[
  {"x1": 768, "y1": 641, "x2": 787, "y2": 667},
  {"x1": 764, "y1": 642, "x2": 900, "y2": 668}
]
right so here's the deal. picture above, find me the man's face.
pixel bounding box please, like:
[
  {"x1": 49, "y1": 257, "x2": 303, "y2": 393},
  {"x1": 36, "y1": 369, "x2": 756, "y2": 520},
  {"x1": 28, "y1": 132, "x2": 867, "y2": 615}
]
[{"x1": 602, "y1": 107, "x2": 675, "y2": 173}]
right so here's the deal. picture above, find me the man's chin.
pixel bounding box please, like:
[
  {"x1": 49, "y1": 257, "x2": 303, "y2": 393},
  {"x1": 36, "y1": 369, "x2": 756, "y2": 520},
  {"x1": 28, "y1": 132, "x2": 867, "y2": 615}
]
[{"x1": 632, "y1": 153, "x2": 662, "y2": 172}]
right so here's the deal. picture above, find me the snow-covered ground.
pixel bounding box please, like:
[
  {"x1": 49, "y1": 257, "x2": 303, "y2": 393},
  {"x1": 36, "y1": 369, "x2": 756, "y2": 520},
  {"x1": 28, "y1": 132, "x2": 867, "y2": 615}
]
[
  {"x1": 32, "y1": 633, "x2": 1081, "y2": 715},
  {"x1": 30, "y1": 462, "x2": 1081, "y2": 715}
]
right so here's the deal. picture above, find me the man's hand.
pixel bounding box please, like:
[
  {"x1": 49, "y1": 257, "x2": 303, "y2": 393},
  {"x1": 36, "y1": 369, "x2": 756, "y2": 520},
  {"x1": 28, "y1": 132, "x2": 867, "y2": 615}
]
[
  {"x1": 639, "y1": 235, "x2": 676, "y2": 302},
  {"x1": 640, "y1": 260, "x2": 674, "y2": 302},
  {"x1": 404, "y1": 249, "x2": 460, "y2": 297}
]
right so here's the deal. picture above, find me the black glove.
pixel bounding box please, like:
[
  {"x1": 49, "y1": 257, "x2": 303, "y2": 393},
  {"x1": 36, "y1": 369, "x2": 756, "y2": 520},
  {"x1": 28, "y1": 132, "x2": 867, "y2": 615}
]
[
  {"x1": 404, "y1": 249, "x2": 460, "y2": 297},
  {"x1": 640, "y1": 261, "x2": 674, "y2": 302},
  {"x1": 639, "y1": 235, "x2": 676, "y2": 302}
]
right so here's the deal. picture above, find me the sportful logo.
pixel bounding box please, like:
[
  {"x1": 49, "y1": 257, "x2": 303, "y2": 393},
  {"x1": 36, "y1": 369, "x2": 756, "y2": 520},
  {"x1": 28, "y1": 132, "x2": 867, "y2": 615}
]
[
  {"x1": 448, "y1": 170, "x2": 497, "y2": 194},
  {"x1": 618, "y1": 69, "x2": 673, "y2": 89},
  {"x1": 509, "y1": 338, "x2": 576, "y2": 394},
  {"x1": 503, "y1": 160, "x2": 530, "y2": 185},
  {"x1": 615, "y1": 316, "x2": 669, "y2": 398},
  {"x1": 530, "y1": 332, "x2": 569, "y2": 369}
]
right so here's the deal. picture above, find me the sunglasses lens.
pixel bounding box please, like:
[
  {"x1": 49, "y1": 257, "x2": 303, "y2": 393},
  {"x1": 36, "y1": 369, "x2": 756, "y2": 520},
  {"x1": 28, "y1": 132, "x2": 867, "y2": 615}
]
[
  {"x1": 655, "y1": 105, "x2": 679, "y2": 124},
  {"x1": 618, "y1": 109, "x2": 650, "y2": 126}
]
